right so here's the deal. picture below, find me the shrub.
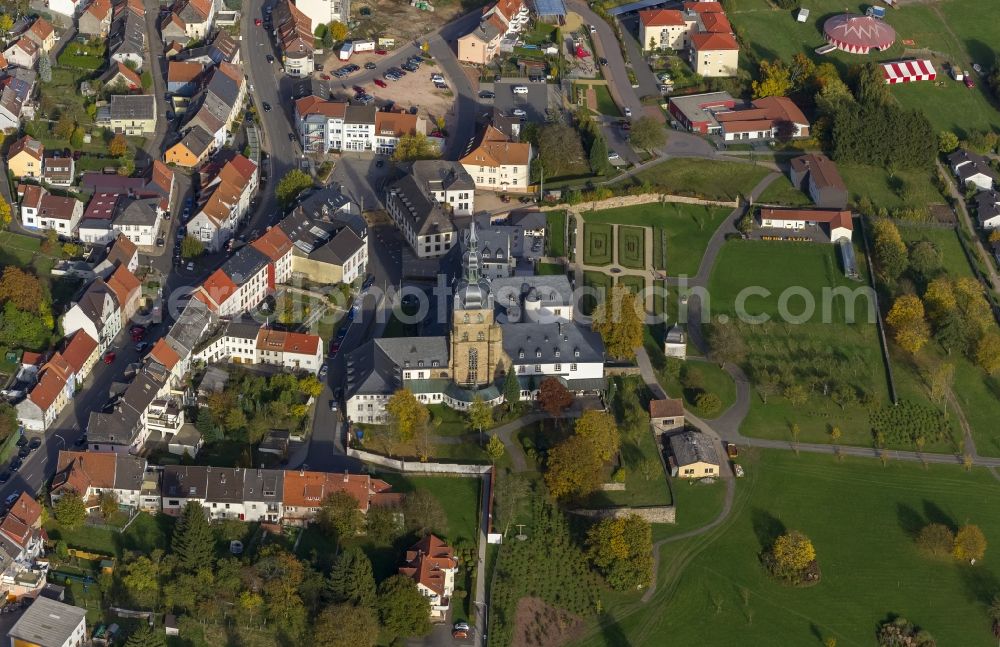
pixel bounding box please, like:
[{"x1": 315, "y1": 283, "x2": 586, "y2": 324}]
[
  {"x1": 915, "y1": 523, "x2": 954, "y2": 558},
  {"x1": 695, "y1": 392, "x2": 723, "y2": 416}
]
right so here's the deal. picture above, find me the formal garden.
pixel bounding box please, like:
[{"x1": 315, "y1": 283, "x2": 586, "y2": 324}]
[
  {"x1": 583, "y1": 222, "x2": 614, "y2": 266},
  {"x1": 617, "y1": 226, "x2": 645, "y2": 270}
]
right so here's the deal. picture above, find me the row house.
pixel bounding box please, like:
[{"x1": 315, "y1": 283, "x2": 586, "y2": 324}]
[
  {"x1": 274, "y1": 0, "x2": 315, "y2": 77},
  {"x1": 192, "y1": 321, "x2": 324, "y2": 375},
  {"x1": 51, "y1": 451, "x2": 150, "y2": 512},
  {"x1": 272, "y1": 190, "x2": 368, "y2": 284},
  {"x1": 2, "y1": 38, "x2": 39, "y2": 70},
  {"x1": 0, "y1": 493, "x2": 45, "y2": 598},
  {"x1": 85, "y1": 367, "x2": 170, "y2": 454},
  {"x1": 60, "y1": 329, "x2": 100, "y2": 388},
  {"x1": 406, "y1": 160, "x2": 476, "y2": 216},
  {"x1": 22, "y1": 18, "x2": 56, "y2": 53},
  {"x1": 15, "y1": 353, "x2": 75, "y2": 431},
  {"x1": 294, "y1": 95, "x2": 426, "y2": 155},
  {"x1": 457, "y1": 0, "x2": 528, "y2": 64},
  {"x1": 18, "y1": 185, "x2": 84, "y2": 236},
  {"x1": 109, "y1": 0, "x2": 146, "y2": 70},
  {"x1": 166, "y1": 60, "x2": 204, "y2": 96},
  {"x1": 165, "y1": 62, "x2": 246, "y2": 166},
  {"x1": 165, "y1": 0, "x2": 216, "y2": 43},
  {"x1": 384, "y1": 173, "x2": 456, "y2": 259},
  {"x1": 0, "y1": 68, "x2": 36, "y2": 132},
  {"x1": 187, "y1": 154, "x2": 258, "y2": 251},
  {"x1": 79, "y1": 0, "x2": 113, "y2": 37},
  {"x1": 458, "y1": 124, "x2": 532, "y2": 192},
  {"x1": 62, "y1": 263, "x2": 142, "y2": 354},
  {"x1": 192, "y1": 245, "x2": 273, "y2": 317}
]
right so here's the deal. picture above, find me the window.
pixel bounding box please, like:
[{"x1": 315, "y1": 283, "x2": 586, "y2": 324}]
[
  {"x1": 518, "y1": 365, "x2": 525, "y2": 373},
  {"x1": 477, "y1": 332, "x2": 485, "y2": 341},
  {"x1": 554, "y1": 364, "x2": 561, "y2": 372},
  {"x1": 518, "y1": 349, "x2": 524, "y2": 359},
  {"x1": 535, "y1": 350, "x2": 541, "y2": 358},
  {"x1": 534, "y1": 364, "x2": 541, "y2": 372}
]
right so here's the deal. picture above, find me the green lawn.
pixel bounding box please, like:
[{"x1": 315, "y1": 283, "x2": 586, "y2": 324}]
[
  {"x1": 838, "y1": 163, "x2": 947, "y2": 211},
  {"x1": 576, "y1": 82, "x2": 620, "y2": 116},
  {"x1": 755, "y1": 175, "x2": 812, "y2": 207},
  {"x1": 376, "y1": 474, "x2": 481, "y2": 549},
  {"x1": 651, "y1": 477, "x2": 727, "y2": 542},
  {"x1": 898, "y1": 226, "x2": 974, "y2": 279},
  {"x1": 617, "y1": 225, "x2": 645, "y2": 270},
  {"x1": 583, "y1": 222, "x2": 613, "y2": 266},
  {"x1": 546, "y1": 210, "x2": 567, "y2": 257},
  {"x1": 576, "y1": 449, "x2": 1000, "y2": 647},
  {"x1": 56, "y1": 43, "x2": 106, "y2": 70},
  {"x1": 536, "y1": 262, "x2": 566, "y2": 276},
  {"x1": 584, "y1": 203, "x2": 730, "y2": 276},
  {"x1": 617, "y1": 274, "x2": 647, "y2": 299},
  {"x1": 44, "y1": 513, "x2": 174, "y2": 558},
  {"x1": 633, "y1": 158, "x2": 771, "y2": 202},
  {"x1": 582, "y1": 270, "x2": 614, "y2": 315},
  {"x1": 660, "y1": 359, "x2": 737, "y2": 420}
]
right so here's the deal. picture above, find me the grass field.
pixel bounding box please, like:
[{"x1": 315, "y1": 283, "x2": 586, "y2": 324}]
[
  {"x1": 583, "y1": 203, "x2": 730, "y2": 276},
  {"x1": 377, "y1": 474, "x2": 481, "y2": 549},
  {"x1": 838, "y1": 163, "x2": 947, "y2": 211},
  {"x1": 660, "y1": 359, "x2": 737, "y2": 420},
  {"x1": 577, "y1": 82, "x2": 620, "y2": 116},
  {"x1": 44, "y1": 514, "x2": 174, "y2": 558},
  {"x1": 546, "y1": 210, "x2": 567, "y2": 257},
  {"x1": 536, "y1": 262, "x2": 566, "y2": 276},
  {"x1": 617, "y1": 225, "x2": 645, "y2": 270},
  {"x1": 583, "y1": 270, "x2": 614, "y2": 315},
  {"x1": 633, "y1": 158, "x2": 771, "y2": 202},
  {"x1": 575, "y1": 449, "x2": 1000, "y2": 647},
  {"x1": 617, "y1": 274, "x2": 647, "y2": 300},
  {"x1": 652, "y1": 477, "x2": 726, "y2": 542},
  {"x1": 583, "y1": 222, "x2": 613, "y2": 266},
  {"x1": 755, "y1": 175, "x2": 812, "y2": 207},
  {"x1": 725, "y1": 0, "x2": 1000, "y2": 136}
]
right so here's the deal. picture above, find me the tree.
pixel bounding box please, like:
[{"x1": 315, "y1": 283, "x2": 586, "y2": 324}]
[
  {"x1": 908, "y1": 240, "x2": 942, "y2": 279},
  {"x1": 953, "y1": 524, "x2": 987, "y2": 563},
  {"x1": 872, "y1": 218, "x2": 908, "y2": 281},
  {"x1": 328, "y1": 20, "x2": 347, "y2": 41},
  {"x1": 789, "y1": 52, "x2": 816, "y2": 92},
  {"x1": 0, "y1": 301, "x2": 52, "y2": 349},
  {"x1": 0, "y1": 195, "x2": 10, "y2": 229},
  {"x1": 915, "y1": 523, "x2": 955, "y2": 558},
  {"x1": 99, "y1": 490, "x2": 118, "y2": 520},
  {"x1": 695, "y1": 392, "x2": 723, "y2": 416},
  {"x1": 737, "y1": 211, "x2": 754, "y2": 236},
  {"x1": 592, "y1": 285, "x2": 644, "y2": 360},
  {"x1": 377, "y1": 575, "x2": 431, "y2": 639},
  {"x1": 536, "y1": 123, "x2": 586, "y2": 177},
  {"x1": 938, "y1": 131, "x2": 959, "y2": 153},
  {"x1": 0, "y1": 267, "x2": 45, "y2": 314},
  {"x1": 171, "y1": 501, "x2": 215, "y2": 572},
  {"x1": 886, "y1": 294, "x2": 930, "y2": 355},
  {"x1": 365, "y1": 504, "x2": 402, "y2": 545},
  {"x1": 121, "y1": 555, "x2": 161, "y2": 608},
  {"x1": 770, "y1": 530, "x2": 816, "y2": 578},
  {"x1": 37, "y1": 52, "x2": 51, "y2": 83},
  {"x1": 54, "y1": 115, "x2": 76, "y2": 139},
  {"x1": 391, "y1": 132, "x2": 439, "y2": 162},
  {"x1": 0, "y1": 14, "x2": 13, "y2": 33},
  {"x1": 124, "y1": 623, "x2": 166, "y2": 647},
  {"x1": 502, "y1": 368, "x2": 521, "y2": 410},
  {"x1": 327, "y1": 547, "x2": 377, "y2": 608},
  {"x1": 589, "y1": 134, "x2": 610, "y2": 175},
  {"x1": 990, "y1": 229, "x2": 1000, "y2": 246},
  {"x1": 975, "y1": 332, "x2": 1000, "y2": 375},
  {"x1": 108, "y1": 133, "x2": 128, "y2": 157},
  {"x1": 318, "y1": 491, "x2": 363, "y2": 538},
  {"x1": 923, "y1": 277, "x2": 957, "y2": 323},
  {"x1": 708, "y1": 322, "x2": 746, "y2": 367},
  {"x1": 70, "y1": 126, "x2": 84, "y2": 149},
  {"x1": 298, "y1": 374, "x2": 324, "y2": 398},
  {"x1": 468, "y1": 396, "x2": 492, "y2": 434},
  {"x1": 856, "y1": 62, "x2": 891, "y2": 106},
  {"x1": 828, "y1": 426, "x2": 842, "y2": 444},
  {"x1": 386, "y1": 388, "x2": 430, "y2": 443},
  {"x1": 486, "y1": 434, "x2": 505, "y2": 461},
  {"x1": 538, "y1": 376, "x2": 573, "y2": 419},
  {"x1": 544, "y1": 434, "x2": 603, "y2": 499},
  {"x1": 921, "y1": 360, "x2": 954, "y2": 404},
  {"x1": 630, "y1": 116, "x2": 666, "y2": 151},
  {"x1": 53, "y1": 491, "x2": 86, "y2": 530},
  {"x1": 276, "y1": 169, "x2": 314, "y2": 206},
  {"x1": 585, "y1": 515, "x2": 653, "y2": 590},
  {"x1": 140, "y1": 70, "x2": 152, "y2": 90},
  {"x1": 752, "y1": 59, "x2": 792, "y2": 99},
  {"x1": 876, "y1": 618, "x2": 936, "y2": 647},
  {"x1": 313, "y1": 603, "x2": 378, "y2": 647},
  {"x1": 574, "y1": 410, "x2": 620, "y2": 461},
  {"x1": 402, "y1": 490, "x2": 448, "y2": 536}
]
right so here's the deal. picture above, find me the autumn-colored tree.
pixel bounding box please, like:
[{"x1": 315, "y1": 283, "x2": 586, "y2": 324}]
[
  {"x1": 921, "y1": 360, "x2": 954, "y2": 404},
  {"x1": 108, "y1": 133, "x2": 128, "y2": 157},
  {"x1": 975, "y1": 332, "x2": 1000, "y2": 375},
  {"x1": 0, "y1": 14, "x2": 13, "y2": 33},
  {"x1": 828, "y1": 426, "x2": 841, "y2": 444},
  {"x1": 915, "y1": 523, "x2": 954, "y2": 558},
  {"x1": 386, "y1": 388, "x2": 430, "y2": 443},
  {"x1": 922, "y1": 277, "x2": 956, "y2": 322},
  {"x1": 886, "y1": 294, "x2": 929, "y2": 354},
  {"x1": 592, "y1": 285, "x2": 644, "y2": 361},
  {"x1": 298, "y1": 374, "x2": 324, "y2": 398},
  {"x1": 990, "y1": 229, "x2": 1000, "y2": 246},
  {"x1": 938, "y1": 131, "x2": 959, "y2": 154},
  {"x1": 0, "y1": 196, "x2": 10, "y2": 229},
  {"x1": 770, "y1": 530, "x2": 816, "y2": 577},
  {"x1": 574, "y1": 410, "x2": 620, "y2": 461},
  {"x1": 953, "y1": 524, "x2": 987, "y2": 563},
  {"x1": 585, "y1": 514, "x2": 653, "y2": 590},
  {"x1": 953, "y1": 277, "x2": 993, "y2": 336},
  {"x1": 328, "y1": 20, "x2": 348, "y2": 41},
  {"x1": 872, "y1": 218, "x2": 908, "y2": 281},
  {"x1": 544, "y1": 434, "x2": 603, "y2": 499},
  {"x1": 537, "y1": 377, "x2": 573, "y2": 419},
  {"x1": 392, "y1": 132, "x2": 439, "y2": 162},
  {"x1": 752, "y1": 59, "x2": 792, "y2": 99},
  {"x1": 486, "y1": 434, "x2": 505, "y2": 462},
  {"x1": 54, "y1": 115, "x2": 76, "y2": 139},
  {"x1": 0, "y1": 267, "x2": 44, "y2": 314},
  {"x1": 789, "y1": 52, "x2": 816, "y2": 92},
  {"x1": 467, "y1": 396, "x2": 493, "y2": 434}
]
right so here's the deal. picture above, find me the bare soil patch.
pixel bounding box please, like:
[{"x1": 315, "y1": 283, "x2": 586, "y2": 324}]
[{"x1": 512, "y1": 597, "x2": 586, "y2": 647}]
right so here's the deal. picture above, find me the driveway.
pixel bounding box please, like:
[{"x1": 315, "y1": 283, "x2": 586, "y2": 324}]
[{"x1": 617, "y1": 13, "x2": 664, "y2": 98}]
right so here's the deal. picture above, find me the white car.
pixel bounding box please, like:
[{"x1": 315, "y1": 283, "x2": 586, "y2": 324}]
[
  {"x1": 589, "y1": 24, "x2": 597, "y2": 33},
  {"x1": 512, "y1": 108, "x2": 526, "y2": 117},
  {"x1": 608, "y1": 151, "x2": 620, "y2": 160},
  {"x1": 623, "y1": 107, "x2": 632, "y2": 117},
  {"x1": 512, "y1": 85, "x2": 528, "y2": 94},
  {"x1": 431, "y1": 74, "x2": 444, "y2": 82}
]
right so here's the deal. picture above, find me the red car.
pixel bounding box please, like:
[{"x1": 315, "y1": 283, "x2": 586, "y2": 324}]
[
  {"x1": 965, "y1": 75, "x2": 975, "y2": 88},
  {"x1": 320, "y1": 74, "x2": 331, "y2": 80},
  {"x1": 374, "y1": 79, "x2": 387, "y2": 88},
  {"x1": 254, "y1": 18, "x2": 262, "y2": 26},
  {"x1": 353, "y1": 85, "x2": 365, "y2": 94},
  {"x1": 375, "y1": 49, "x2": 387, "y2": 55},
  {"x1": 103, "y1": 351, "x2": 116, "y2": 365},
  {"x1": 331, "y1": 340, "x2": 342, "y2": 355}
]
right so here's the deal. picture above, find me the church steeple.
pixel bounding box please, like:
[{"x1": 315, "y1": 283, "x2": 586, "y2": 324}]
[
  {"x1": 455, "y1": 221, "x2": 492, "y2": 311},
  {"x1": 464, "y1": 220, "x2": 481, "y2": 283}
]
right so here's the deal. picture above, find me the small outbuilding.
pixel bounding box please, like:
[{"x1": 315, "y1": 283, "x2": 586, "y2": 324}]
[
  {"x1": 881, "y1": 59, "x2": 936, "y2": 84},
  {"x1": 664, "y1": 324, "x2": 687, "y2": 359},
  {"x1": 649, "y1": 398, "x2": 685, "y2": 435},
  {"x1": 796, "y1": 7, "x2": 809, "y2": 22},
  {"x1": 667, "y1": 431, "x2": 720, "y2": 479}
]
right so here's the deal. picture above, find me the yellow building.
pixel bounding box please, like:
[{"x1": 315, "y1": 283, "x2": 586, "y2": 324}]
[
  {"x1": 7, "y1": 135, "x2": 44, "y2": 180},
  {"x1": 668, "y1": 431, "x2": 721, "y2": 479},
  {"x1": 689, "y1": 32, "x2": 739, "y2": 77}
]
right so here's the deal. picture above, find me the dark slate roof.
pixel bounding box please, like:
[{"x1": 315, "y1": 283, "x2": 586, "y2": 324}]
[
  {"x1": 205, "y1": 466, "x2": 246, "y2": 503},
  {"x1": 407, "y1": 160, "x2": 475, "y2": 194},
  {"x1": 114, "y1": 197, "x2": 160, "y2": 227},
  {"x1": 385, "y1": 174, "x2": 453, "y2": 237},
  {"x1": 345, "y1": 336, "x2": 448, "y2": 400},
  {"x1": 166, "y1": 298, "x2": 214, "y2": 355},
  {"x1": 668, "y1": 431, "x2": 720, "y2": 467},
  {"x1": 491, "y1": 275, "x2": 574, "y2": 313},
  {"x1": 110, "y1": 94, "x2": 156, "y2": 120},
  {"x1": 311, "y1": 227, "x2": 365, "y2": 265},
  {"x1": 222, "y1": 245, "x2": 269, "y2": 284},
  {"x1": 243, "y1": 468, "x2": 284, "y2": 502},
  {"x1": 113, "y1": 454, "x2": 148, "y2": 491},
  {"x1": 177, "y1": 126, "x2": 214, "y2": 156},
  {"x1": 162, "y1": 465, "x2": 210, "y2": 498},
  {"x1": 501, "y1": 321, "x2": 604, "y2": 365}
]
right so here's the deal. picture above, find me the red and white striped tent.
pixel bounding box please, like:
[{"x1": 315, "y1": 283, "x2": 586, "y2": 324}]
[{"x1": 881, "y1": 59, "x2": 937, "y2": 84}]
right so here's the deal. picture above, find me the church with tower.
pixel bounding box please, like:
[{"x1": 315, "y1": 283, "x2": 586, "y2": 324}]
[{"x1": 344, "y1": 223, "x2": 607, "y2": 424}]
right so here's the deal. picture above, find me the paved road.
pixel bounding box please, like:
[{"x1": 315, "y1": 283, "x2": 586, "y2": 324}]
[
  {"x1": 568, "y1": 0, "x2": 643, "y2": 119},
  {"x1": 617, "y1": 14, "x2": 661, "y2": 98},
  {"x1": 140, "y1": 0, "x2": 171, "y2": 161}
]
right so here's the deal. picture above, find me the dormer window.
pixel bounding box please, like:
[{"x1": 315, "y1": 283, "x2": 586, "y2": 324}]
[
  {"x1": 404, "y1": 361, "x2": 411, "y2": 368},
  {"x1": 574, "y1": 348, "x2": 580, "y2": 357},
  {"x1": 535, "y1": 349, "x2": 541, "y2": 358},
  {"x1": 554, "y1": 350, "x2": 560, "y2": 358},
  {"x1": 518, "y1": 349, "x2": 524, "y2": 359},
  {"x1": 417, "y1": 360, "x2": 424, "y2": 368}
]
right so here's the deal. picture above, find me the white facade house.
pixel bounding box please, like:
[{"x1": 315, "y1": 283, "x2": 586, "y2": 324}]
[
  {"x1": 294, "y1": 0, "x2": 348, "y2": 27},
  {"x1": 48, "y1": 0, "x2": 85, "y2": 17},
  {"x1": 295, "y1": 97, "x2": 425, "y2": 155},
  {"x1": 62, "y1": 279, "x2": 122, "y2": 354},
  {"x1": 186, "y1": 154, "x2": 258, "y2": 252},
  {"x1": 459, "y1": 126, "x2": 532, "y2": 192}
]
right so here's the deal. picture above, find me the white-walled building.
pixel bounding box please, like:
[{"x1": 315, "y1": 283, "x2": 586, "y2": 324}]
[
  {"x1": 399, "y1": 535, "x2": 458, "y2": 619},
  {"x1": 187, "y1": 154, "x2": 258, "y2": 252},
  {"x1": 295, "y1": 96, "x2": 426, "y2": 154},
  {"x1": 407, "y1": 160, "x2": 476, "y2": 216},
  {"x1": 459, "y1": 125, "x2": 532, "y2": 192}
]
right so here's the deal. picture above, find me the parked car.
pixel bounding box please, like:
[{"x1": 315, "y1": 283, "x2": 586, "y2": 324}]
[
  {"x1": 374, "y1": 78, "x2": 387, "y2": 88},
  {"x1": 15, "y1": 436, "x2": 27, "y2": 448},
  {"x1": 103, "y1": 351, "x2": 116, "y2": 364},
  {"x1": 10, "y1": 458, "x2": 21, "y2": 472},
  {"x1": 608, "y1": 151, "x2": 620, "y2": 160},
  {"x1": 319, "y1": 365, "x2": 328, "y2": 378},
  {"x1": 513, "y1": 85, "x2": 528, "y2": 94},
  {"x1": 512, "y1": 108, "x2": 526, "y2": 117},
  {"x1": 320, "y1": 73, "x2": 331, "y2": 80},
  {"x1": 186, "y1": 261, "x2": 195, "y2": 271},
  {"x1": 0, "y1": 472, "x2": 9, "y2": 485},
  {"x1": 27, "y1": 437, "x2": 40, "y2": 451},
  {"x1": 375, "y1": 49, "x2": 387, "y2": 55},
  {"x1": 266, "y1": 54, "x2": 274, "y2": 63},
  {"x1": 364, "y1": 62, "x2": 377, "y2": 70},
  {"x1": 254, "y1": 18, "x2": 261, "y2": 25},
  {"x1": 262, "y1": 102, "x2": 272, "y2": 111},
  {"x1": 353, "y1": 85, "x2": 365, "y2": 94},
  {"x1": 135, "y1": 342, "x2": 149, "y2": 352},
  {"x1": 623, "y1": 107, "x2": 632, "y2": 117},
  {"x1": 479, "y1": 90, "x2": 495, "y2": 99},
  {"x1": 331, "y1": 340, "x2": 341, "y2": 354},
  {"x1": 17, "y1": 446, "x2": 29, "y2": 459}
]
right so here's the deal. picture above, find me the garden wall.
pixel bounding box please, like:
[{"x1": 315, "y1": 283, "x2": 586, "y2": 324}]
[
  {"x1": 346, "y1": 448, "x2": 491, "y2": 475},
  {"x1": 539, "y1": 193, "x2": 738, "y2": 213},
  {"x1": 571, "y1": 506, "x2": 676, "y2": 523}
]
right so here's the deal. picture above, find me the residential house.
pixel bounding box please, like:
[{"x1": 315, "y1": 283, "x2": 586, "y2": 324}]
[
  {"x1": 976, "y1": 190, "x2": 1000, "y2": 230},
  {"x1": 398, "y1": 535, "x2": 458, "y2": 619},
  {"x1": 23, "y1": 18, "x2": 57, "y2": 53},
  {"x1": 281, "y1": 470, "x2": 393, "y2": 526},
  {"x1": 42, "y1": 156, "x2": 75, "y2": 186},
  {"x1": 49, "y1": 0, "x2": 87, "y2": 17},
  {"x1": 457, "y1": 15, "x2": 504, "y2": 65},
  {"x1": 86, "y1": 368, "x2": 169, "y2": 454},
  {"x1": 62, "y1": 277, "x2": 122, "y2": 353},
  {"x1": 948, "y1": 149, "x2": 998, "y2": 191},
  {"x1": 159, "y1": 13, "x2": 189, "y2": 48},
  {"x1": 61, "y1": 329, "x2": 99, "y2": 386},
  {"x1": 274, "y1": 192, "x2": 368, "y2": 284},
  {"x1": 164, "y1": 125, "x2": 214, "y2": 168},
  {"x1": 16, "y1": 353, "x2": 74, "y2": 431},
  {"x1": 649, "y1": 398, "x2": 685, "y2": 434},
  {"x1": 187, "y1": 154, "x2": 257, "y2": 251},
  {"x1": 170, "y1": 0, "x2": 216, "y2": 40},
  {"x1": 758, "y1": 208, "x2": 853, "y2": 243},
  {"x1": 98, "y1": 233, "x2": 140, "y2": 276},
  {"x1": 0, "y1": 492, "x2": 45, "y2": 568},
  {"x1": 175, "y1": 31, "x2": 241, "y2": 66},
  {"x1": 100, "y1": 61, "x2": 143, "y2": 92},
  {"x1": 110, "y1": 94, "x2": 157, "y2": 135},
  {"x1": 7, "y1": 594, "x2": 87, "y2": 647},
  {"x1": 20, "y1": 187, "x2": 84, "y2": 236},
  {"x1": 406, "y1": 160, "x2": 476, "y2": 216},
  {"x1": 689, "y1": 31, "x2": 739, "y2": 77},
  {"x1": 256, "y1": 328, "x2": 324, "y2": 374},
  {"x1": 373, "y1": 110, "x2": 424, "y2": 155},
  {"x1": 0, "y1": 72, "x2": 35, "y2": 131},
  {"x1": 639, "y1": 8, "x2": 690, "y2": 51},
  {"x1": 384, "y1": 173, "x2": 456, "y2": 259},
  {"x1": 6, "y1": 135, "x2": 43, "y2": 179},
  {"x1": 667, "y1": 430, "x2": 720, "y2": 478},
  {"x1": 166, "y1": 60, "x2": 203, "y2": 96},
  {"x1": 169, "y1": 61, "x2": 245, "y2": 156},
  {"x1": 295, "y1": 0, "x2": 349, "y2": 27},
  {"x1": 192, "y1": 245, "x2": 272, "y2": 317},
  {"x1": 79, "y1": 0, "x2": 113, "y2": 37},
  {"x1": 459, "y1": 125, "x2": 532, "y2": 192},
  {"x1": 714, "y1": 96, "x2": 809, "y2": 141},
  {"x1": 295, "y1": 96, "x2": 426, "y2": 154},
  {"x1": 106, "y1": 262, "x2": 142, "y2": 322},
  {"x1": 2, "y1": 38, "x2": 39, "y2": 69},
  {"x1": 51, "y1": 451, "x2": 149, "y2": 511},
  {"x1": 112, "y1": 196, "x2": 164, "y2": 247},
  {"x1": 788, "y1": 153, "x2": 848, "y2": 209},
  {"x1": 108, "y1": 2, "x2": 146, "y2": 70},
  {"x1": 274, "y1": 0, "x2": 315, "y2": 77}
]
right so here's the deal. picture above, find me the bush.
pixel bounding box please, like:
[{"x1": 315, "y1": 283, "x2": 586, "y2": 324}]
[
  {"x1": 695, "y1": 392, "x2": 722, "y2": 416},
  {"x1": 915, "y1": 523, "x2": 954, "y2": 558},
  {"x1": 612, "y1": 467, "x2": 626, "y2": 483}
]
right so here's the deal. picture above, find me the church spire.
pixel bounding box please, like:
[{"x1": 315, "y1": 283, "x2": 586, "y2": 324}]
[{"x1": 464, "y1": 221, "x2": 481, "y2": 283}]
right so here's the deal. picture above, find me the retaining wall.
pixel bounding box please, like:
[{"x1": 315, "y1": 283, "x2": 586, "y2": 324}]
[{"x1": 346, "y1": 448, "x2": 491, "y2": 475}]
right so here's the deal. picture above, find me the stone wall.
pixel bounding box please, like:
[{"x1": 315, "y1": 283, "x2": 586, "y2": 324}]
[
  {"x1": 538, "y1": 193, "x2": 738, "y2": 214},
  {"x1": 346, "y1": 448, "x2": 491, "y2": 475},
  {"x1": 571, "y1": 506, "x2": 677, "y2": 524}
]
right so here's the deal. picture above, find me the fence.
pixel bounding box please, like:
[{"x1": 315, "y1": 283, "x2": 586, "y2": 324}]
[{"x1": 857, "y1": 217, "x2": 898, "y2": 404}]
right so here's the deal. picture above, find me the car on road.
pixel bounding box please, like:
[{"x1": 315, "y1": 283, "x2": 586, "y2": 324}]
[
  {"x1": 0, "y1": 472, "x2": 9, "y2": 485},
  {"x1": 376, "y1": 159, "x2": 384, "y2": 167},
  {"x1": 329, "y1": 400, "x2": 338, "y2": 412},
  {"x1": 135, "y1": 341, "x2": 149, "y2": 352},
  {"x1": 589, "y1": 24, "x2": 597, "y2": 32},
  {"x1": 512, "y1": 108, "x2": 526, "y2": 117},
  {"x1": 156, "y1": 237, "x2": 164, "y2": 247},
  {"x1": 186, "y1": 261, "x2": 195, "y2": 271},
  {"x1": 27, "y1": 438, "x2": 40, "y2": 451},
  {"x1": 254, "y1": 18, "x2": 261, "y2": 25},
  {"x1": 16, "y1": 436, "x2": 27, "y2": 448},
  {"x1": 288, "y1": 132, "x2": 295, "y2": 141},
  {"x1": 262, "y1": 102, "x2": 272, "y2": 111},
  {"x1": 374, "y1": 78, "x2": 387, "y2": 88},
  {"x1": 103, "y1": 351, "x2": 116, "y2": 364},
  {"x1": 364, "y1": 62, "x2": 377, "y2": 70},
  {"x1": 331, "y1": 340, "x2": 341, "y2": 354},
  {"x1": 624, "y1": 107, "x2": 632, "y2": 117},
  {"x1": 266, "y1": 54, "x2": 274, "y2": 63},
  {"x1": 10, "y1": 458, "x2": 21, "y2": 472},
  {"x1": 17, "y1": 446, "x2": 28, "y2": 459},
  {"x1": 513, "y1": 85, "x2": 528, "y2": 94},
  {"x1": 319, "y1": 365, "x2": 328, "y2": 378},
  {"x1": 479, "y1": 90, "x2": 495, "y2": 99},
  {"x1": 4, "y1": 493, "x2": 18, "y2": 507},
  {"x1": 453, "y1": 622, "x2": 471, "y2": 639},
  {"x1": 599, "y1": 57, "x2": 608, "y2": 66},
  {"x1": 608, "y1": 151, "x2": 620, "y2": 160}
]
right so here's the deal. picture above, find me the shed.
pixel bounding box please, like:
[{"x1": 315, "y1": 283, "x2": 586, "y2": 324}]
[
  {"x1": 532, "y1": 0, "x2": 566, "y2": 23},
  {"x1": 838, "y1": 239, "x2": 860, "y2": 280},
  {"x1": 796, "y1": 7, "x2": 809, "y2": 22},
  {"x1": 165, "y1": 614, "x2": 179, "y2": 636},
  {"x1": 649, "y1": 398, "x2": 684, "y2": 435},
  {"x1": 664, "y1": 324, "x2": 686, "y2": 359}
]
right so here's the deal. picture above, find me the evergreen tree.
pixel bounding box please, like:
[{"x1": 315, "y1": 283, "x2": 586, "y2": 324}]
[
  {"x1": 38, "y1": 54, "x2": 51, "y2": 83},
  {"x1": 589, "y1": 135, "x2": 609, "y2": 176},
  {"x1": 377, "y1": 575, "x2": 431, "y2": 639},
  {"x1": 502, "y1": 368, "x2": 521, "y2": 410},
  {"x1": 171, "y1": 501, "x2": 215, "y2": 571},
  {"x1": 125, "y1": 623, "x2": 166, "y2": 647},
  {"x1": 328, "y1": 547, "x2": 377, "y2": 608}
]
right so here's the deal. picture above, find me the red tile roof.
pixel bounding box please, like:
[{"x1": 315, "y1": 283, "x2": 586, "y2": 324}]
[
  {"x1": 256, "y1": 328, "x2": 320, "y2": 356},
  {"x1": 8, "y1": 492, "x2": 41, "y2": 528},
  {"x1": 282, "y1": 471, "x2": 390, "y2": 511},
  {"x1": 295, "y1": 96, "x2": 347, "y2": 119},
  {"x1": 168, "y1": 60, "x2": 203, "y2": 83},
  {"x1": 399, "y1": 534, "x2": 457, "y2": 597},
  {"x1": 699, "y1": 10, "x2": 731, "y2": 33},
  {"x1": 759, "y1": 208, "x2": 853, "y2": 231},
  {"x1": 28, "y1": 354, "x2": 71, "y2": 411},
  {"x1": 649, "y1": 398, "x2": 684, "y2": 418},
  {"x1": 199, "y1": 270, "x2": 239, "y2": 309},
  {"x1": 54, "y1": 451, "x2": 117, "y2": 495},
  {"x1": 106, "y1": 264, "x2": 141, "y2": 313},
  {"x1": 251, "y1": 226, "x2": 294, "y2": 262},
  {"x1": 690, "y1": 31, "x2": 739, "y2": 50},
  {"x1": 149, "y1": 338, "x2": 180, "y2": 370},
  {"x1": 61, "y1": 330, "x2": 98, "y2": 375},
  {"x1": 8, "y1": 135, "x2": 43, "y2": 162},
  {"x1": 639, "y1": 8, "x2": 685, "y2": 26},
  {"x1": 684, "y1": 1, "x2": 724, "y2": 13}
]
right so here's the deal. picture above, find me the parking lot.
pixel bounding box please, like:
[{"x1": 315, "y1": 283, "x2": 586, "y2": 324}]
[{"x1": 485, "y1": 81, "x2": 553, "y2": 123}]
